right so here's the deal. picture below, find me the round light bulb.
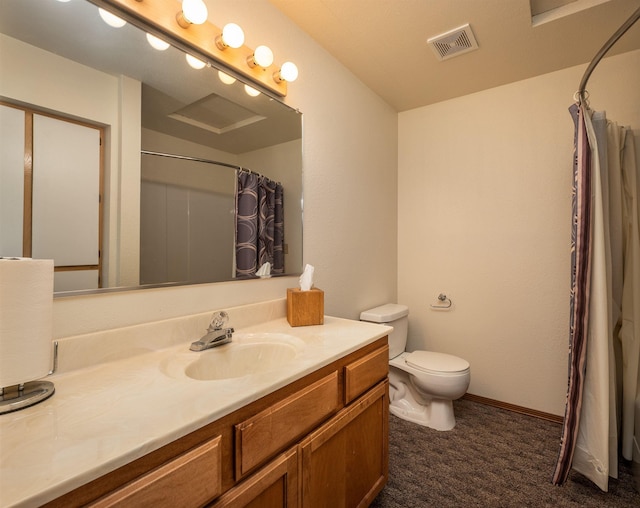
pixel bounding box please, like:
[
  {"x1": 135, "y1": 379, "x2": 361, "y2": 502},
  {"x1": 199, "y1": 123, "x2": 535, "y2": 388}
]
[
  {"x1": 146, "y1": 33, "x2": 170, "y2": 51},
  {"x1": 244, "y1": 85, "x2": 261, "y2": 97},
  {"x1": 185, "y1": 54, "x2": 206, "y2": 69},
  {"x1": 279, "y1": 62, "x2": 298, "y2": 82},
  {"x1": 218, "y1": 71, "x2": 237, "y2": 85},
  {"x1": 181, "y1": 0, "x2": 208, "y2": 25},
  {"x1": 98, "y1": 8, "x2": 126, "y2": 28},
  {"x1": 253, "y1": 45, "x2": 274, "y2": 68},
  {"x1": 222, "y1": 23, "x2": 244, "y2": 49}
]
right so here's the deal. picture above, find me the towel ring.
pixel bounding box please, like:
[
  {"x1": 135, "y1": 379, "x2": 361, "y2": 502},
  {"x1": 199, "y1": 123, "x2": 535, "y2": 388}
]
[{"x1": 430, "y1": 293, "x2": 452, "y2": 309}]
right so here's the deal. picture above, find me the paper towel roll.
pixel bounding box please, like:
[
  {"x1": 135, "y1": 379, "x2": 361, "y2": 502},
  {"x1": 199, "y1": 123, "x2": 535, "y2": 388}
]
[{"x1": 0, "y1": 258, "x2": 54, "y2": 387}]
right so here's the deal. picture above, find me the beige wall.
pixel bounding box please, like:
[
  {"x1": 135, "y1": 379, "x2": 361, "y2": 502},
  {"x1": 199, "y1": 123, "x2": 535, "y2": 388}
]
[
  {"x1": 398, "y1": 49, "x2": 640, "y2": 416},
  {"x1": 52, "y1": 0, "x2": 398, "y2": 338}
]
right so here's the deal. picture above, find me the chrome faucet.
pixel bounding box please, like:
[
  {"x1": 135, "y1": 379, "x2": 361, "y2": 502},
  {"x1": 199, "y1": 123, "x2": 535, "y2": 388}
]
[{"x1": 190, "y1": 311, "x2": 234, "y2": 351}]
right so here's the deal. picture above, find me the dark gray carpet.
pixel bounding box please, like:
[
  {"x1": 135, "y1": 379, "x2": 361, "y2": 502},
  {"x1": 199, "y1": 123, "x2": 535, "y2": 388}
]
[{"x1": 371, "y1": 399, "x2": 639, "y2": 507}]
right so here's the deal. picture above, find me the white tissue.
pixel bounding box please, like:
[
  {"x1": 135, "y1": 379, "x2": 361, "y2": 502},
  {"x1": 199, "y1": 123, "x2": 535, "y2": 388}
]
[
  {"x1": 256, "y1": 262, "x2": 271, "y2": 278},
  {"x1": 299, "y1": 263, "x2": 315, "y2": 291},
  {"x1": 0, "y1": 258, "x2": 54, "y2": 387}
]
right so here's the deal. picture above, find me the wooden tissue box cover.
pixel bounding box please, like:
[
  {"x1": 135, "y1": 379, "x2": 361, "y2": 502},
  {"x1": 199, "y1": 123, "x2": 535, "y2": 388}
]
[{"x1": 287, "y1": 288, "x2": 324, "y2": 327}]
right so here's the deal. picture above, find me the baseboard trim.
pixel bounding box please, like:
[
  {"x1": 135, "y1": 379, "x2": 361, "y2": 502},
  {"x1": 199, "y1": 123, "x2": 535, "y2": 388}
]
[{"x1": 462, "y1": 393, "x2": 564, "y2": 424}]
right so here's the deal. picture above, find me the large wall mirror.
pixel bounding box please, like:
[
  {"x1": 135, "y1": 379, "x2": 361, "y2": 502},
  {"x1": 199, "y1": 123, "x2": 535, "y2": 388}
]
[{"x1": 0, "y1": 0, "x2": 303, "y2": 295}]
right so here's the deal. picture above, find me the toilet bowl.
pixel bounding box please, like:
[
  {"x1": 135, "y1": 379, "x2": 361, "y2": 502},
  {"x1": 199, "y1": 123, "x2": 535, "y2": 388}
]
[{"x1": 360, "y1": 303, "x2": 470, "y2": 431}]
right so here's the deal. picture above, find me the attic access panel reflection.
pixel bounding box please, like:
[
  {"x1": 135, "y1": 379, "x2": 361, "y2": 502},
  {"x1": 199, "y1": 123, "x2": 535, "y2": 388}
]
[
  {"x1": 141, "y1": 83, "x2": 300, "y2": 155},
  {"x1": 168, "y1": 93, "x2": 267, "y2": 135}
]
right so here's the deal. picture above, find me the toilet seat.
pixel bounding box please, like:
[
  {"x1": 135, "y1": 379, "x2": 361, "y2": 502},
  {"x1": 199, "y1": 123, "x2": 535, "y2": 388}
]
[{"x1": 405, "y1": 351, "x2": 469, "y2": 375}]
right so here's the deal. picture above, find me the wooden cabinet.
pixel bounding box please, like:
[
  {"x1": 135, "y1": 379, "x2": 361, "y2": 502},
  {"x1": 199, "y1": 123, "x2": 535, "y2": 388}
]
[
  {"x1": 46, "y1": 338, "x2": 389, "y2": 508},
  {"x1": 300, "y1": 381, "x2": 388, "y2": 508}
]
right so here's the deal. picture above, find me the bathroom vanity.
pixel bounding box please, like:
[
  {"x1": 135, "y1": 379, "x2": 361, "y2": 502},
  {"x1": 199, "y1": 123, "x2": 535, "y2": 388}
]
[{"x1": 0, "y1": 300, "x2": 391, "y2": 507}]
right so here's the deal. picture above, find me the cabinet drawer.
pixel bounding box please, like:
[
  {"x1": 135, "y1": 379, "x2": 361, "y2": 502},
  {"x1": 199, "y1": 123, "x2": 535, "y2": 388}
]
[
  {"x1": 89, "y1": 436, "x2": 222, "y2": 508},
  {"x1": 235, "y1": 372, "x2": 339, "y2": 478},
  {"x1": 344, "y1": 344, "x2": 389, "y2": 404}
]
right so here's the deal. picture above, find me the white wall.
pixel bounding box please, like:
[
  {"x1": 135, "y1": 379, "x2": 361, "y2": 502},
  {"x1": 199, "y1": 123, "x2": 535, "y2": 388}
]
[
  {"x1": 398, "y1": 49, "x2": 640, "y2": 416},
  {"x1": 52, "y1": 0, "x2": 398, "y2": 338}
]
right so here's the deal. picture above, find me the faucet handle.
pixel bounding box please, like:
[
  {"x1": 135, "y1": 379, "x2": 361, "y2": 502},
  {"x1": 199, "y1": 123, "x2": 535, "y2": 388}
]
[{"x1": 207, "y1": 311, "x2": 229, "y2": 332}]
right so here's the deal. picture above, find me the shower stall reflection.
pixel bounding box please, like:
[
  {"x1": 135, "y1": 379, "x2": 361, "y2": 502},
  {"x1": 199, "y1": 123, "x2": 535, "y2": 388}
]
[{"x1": 140, "y1": 151, "x2": 283, "y2": 285}]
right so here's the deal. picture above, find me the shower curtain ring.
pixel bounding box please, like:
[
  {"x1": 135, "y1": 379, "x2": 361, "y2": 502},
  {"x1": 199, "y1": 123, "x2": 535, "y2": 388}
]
[{"x1": 573, "y1": 90, "x2": 590, "y2": 105}]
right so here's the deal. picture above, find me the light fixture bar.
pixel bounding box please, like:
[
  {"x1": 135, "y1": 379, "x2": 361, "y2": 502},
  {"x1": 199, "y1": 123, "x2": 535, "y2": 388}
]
[{"x1": 90, "y1": 0, "x2": 288, "y2": 96}]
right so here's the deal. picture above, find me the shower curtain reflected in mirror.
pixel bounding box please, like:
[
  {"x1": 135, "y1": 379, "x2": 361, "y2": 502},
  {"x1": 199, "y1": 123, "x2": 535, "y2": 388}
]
[{"x1": 235, "y1": 171, "x2": 284, "y2": 278}]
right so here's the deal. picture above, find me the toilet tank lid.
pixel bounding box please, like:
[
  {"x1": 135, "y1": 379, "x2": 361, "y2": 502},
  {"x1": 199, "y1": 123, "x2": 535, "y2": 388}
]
[{"x1": 360, "y1": 303, "x2": 409, "y2": 323}]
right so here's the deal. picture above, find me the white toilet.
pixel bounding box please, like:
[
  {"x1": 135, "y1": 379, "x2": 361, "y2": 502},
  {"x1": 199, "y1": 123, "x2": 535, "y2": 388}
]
[{"x1": 360, "y1": 303, "x2": 470, "y2": 431}]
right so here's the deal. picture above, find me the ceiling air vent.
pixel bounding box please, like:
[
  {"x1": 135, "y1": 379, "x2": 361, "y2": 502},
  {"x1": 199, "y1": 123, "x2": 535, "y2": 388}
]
[{"x1": 427, "y1": 24, "x2": 479, "y2": 61}]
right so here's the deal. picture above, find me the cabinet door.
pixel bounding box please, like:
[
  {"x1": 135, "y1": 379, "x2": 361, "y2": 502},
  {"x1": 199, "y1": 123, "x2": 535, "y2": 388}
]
[
  {"x1": 209, "y1": 448, "x2": 297, "y2": 508},
  {"x1": 299, "y1": 381, "x2": 388, "y2": 508}
]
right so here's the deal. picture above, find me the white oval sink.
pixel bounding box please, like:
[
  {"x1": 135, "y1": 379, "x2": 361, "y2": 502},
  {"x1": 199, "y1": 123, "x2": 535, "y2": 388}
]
[{"x1": 161, "y1": 332, "x2": 305, "y2": 381}]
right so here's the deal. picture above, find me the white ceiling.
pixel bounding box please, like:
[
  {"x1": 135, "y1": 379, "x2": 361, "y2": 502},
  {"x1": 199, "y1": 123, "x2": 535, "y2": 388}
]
[{"x1": 268, "y1": 0, "x2": 640, "y2": 111}]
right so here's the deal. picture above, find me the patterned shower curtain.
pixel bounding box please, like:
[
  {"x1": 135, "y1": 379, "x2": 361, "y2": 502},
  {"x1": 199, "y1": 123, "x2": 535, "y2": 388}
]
[
  {"x1": 552, "y1": 103, "x2": 593, "y2": 487},
  {"x1": 553, "y1": 103, "x2": 640, "y2": 491},
  {"x1": 235, "y1": 171, "x2": 284, "y2": 278}
]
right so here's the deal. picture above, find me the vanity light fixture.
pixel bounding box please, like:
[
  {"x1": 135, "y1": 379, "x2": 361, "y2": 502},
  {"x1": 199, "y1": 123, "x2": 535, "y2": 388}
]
[
  {"x1": 98, "y1": 0, "x2": 295, "y2": 96},
  {"x1": 215, "y1": 23, "x2": 245, "y2": 50},
  {"x1": 146, "y1": 33, "x2": 170, "y2": 51},
  {"x1": 176, "y1": 0, "x2": 208, "y2": 28},
  {"x1": 247, "y1": 45, "x2": 274, "y2": 69},
  {"x1": 185, "y1": 53, "x2": 207, "y2": 69},
  {"x1": 244, "y1": 84, "x2": 261, "y2": 97},
  {"x1": 98, "y1": 7, "x2": 127, "y2": 28},
  {"x1": 218, "y1": 71, "x2": 237, "y2": 85},
  {"x1": 273, "y1": 61, "x2": 299, "y2": 84}
]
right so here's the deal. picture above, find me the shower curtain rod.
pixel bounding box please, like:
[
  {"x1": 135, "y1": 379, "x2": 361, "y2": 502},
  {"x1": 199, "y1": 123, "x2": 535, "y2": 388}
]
[
  {"x1": 141, "y1": 150, "x2": 265, "y2": 178},
  {"x1": 577, "y1": 6, "x2": 640, "y2": 101}
]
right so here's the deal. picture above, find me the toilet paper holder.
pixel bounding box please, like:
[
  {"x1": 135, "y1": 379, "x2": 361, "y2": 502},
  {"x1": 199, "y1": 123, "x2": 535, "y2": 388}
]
[{"x1": 430, "y1": 293, "x2": 452, "y2": 309}]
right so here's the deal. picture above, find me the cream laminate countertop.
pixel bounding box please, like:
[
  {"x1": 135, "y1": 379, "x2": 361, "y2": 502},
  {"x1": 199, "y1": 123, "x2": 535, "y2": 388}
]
[{"x1": 0, "y1": 314, "x2": 391, "y2": 508}]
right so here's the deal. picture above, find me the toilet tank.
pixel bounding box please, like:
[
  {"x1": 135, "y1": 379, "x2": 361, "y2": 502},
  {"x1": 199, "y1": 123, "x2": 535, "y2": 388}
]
[{"x1": 360, "y1": 304, "x2": 409, "y2": 359}]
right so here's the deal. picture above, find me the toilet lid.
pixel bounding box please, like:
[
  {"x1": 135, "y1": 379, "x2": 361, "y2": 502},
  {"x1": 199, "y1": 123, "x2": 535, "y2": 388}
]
[{"x1": 405, "y1": 351, "x2": 469, "y2": 373}]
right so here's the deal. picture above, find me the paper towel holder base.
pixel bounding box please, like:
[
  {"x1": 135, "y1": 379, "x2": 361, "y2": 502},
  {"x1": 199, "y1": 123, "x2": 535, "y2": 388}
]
[{"x1": 0, "y1": 380, "x2": 55, "y2": 415}]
